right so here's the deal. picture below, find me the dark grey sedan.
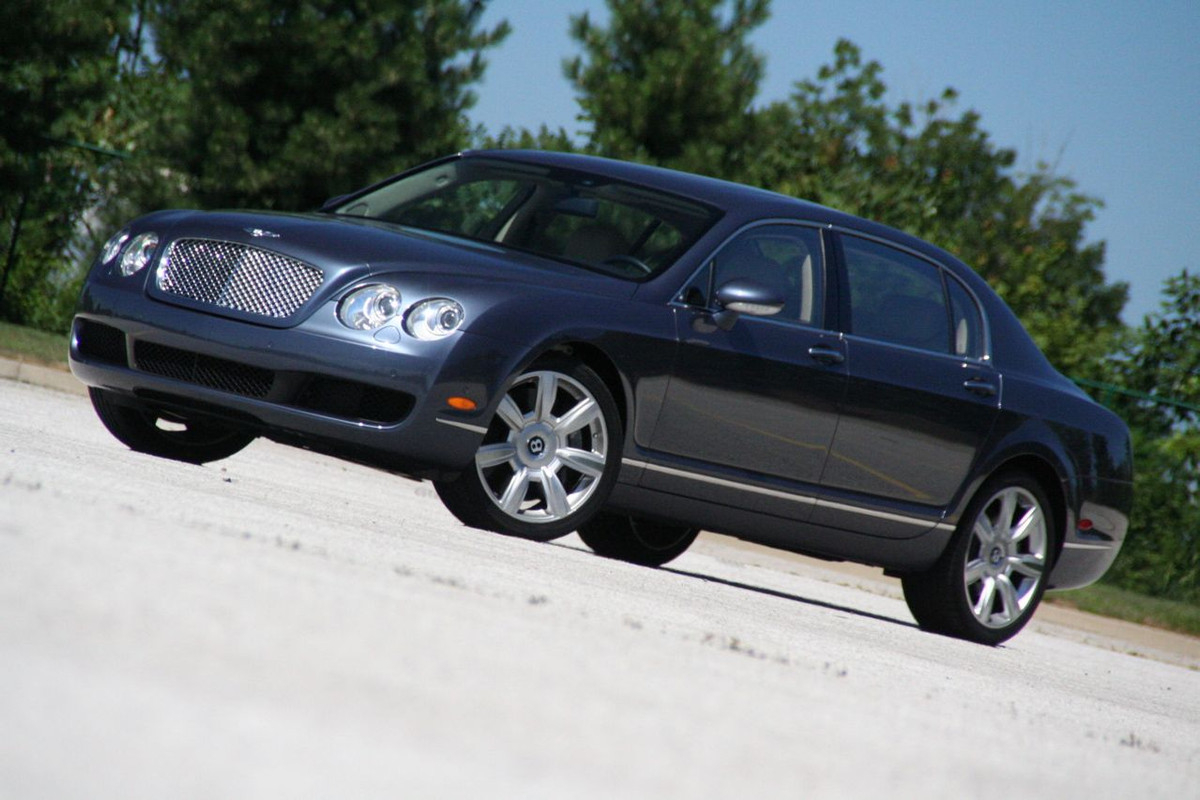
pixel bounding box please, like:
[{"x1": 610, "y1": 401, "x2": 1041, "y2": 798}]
[{"x1": 70, "y1": 150, "x2": 1132, "y2": 644}]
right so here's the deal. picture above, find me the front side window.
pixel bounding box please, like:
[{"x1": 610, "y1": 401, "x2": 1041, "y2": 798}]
[
  {"x1": 679, "y1": 224, "x2": 825, "y2": 327},
  {"x1": 841, "y1": 235, "x2": 953, "y2": 354}
]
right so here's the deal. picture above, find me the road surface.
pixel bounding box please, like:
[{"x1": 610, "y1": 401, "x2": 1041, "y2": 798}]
[{"x1": 1, "y1": 379, "x2": 1197, "y2": 799}]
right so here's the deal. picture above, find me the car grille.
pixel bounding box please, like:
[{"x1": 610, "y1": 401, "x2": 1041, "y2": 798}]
[
  {"x1": 135, "y1": 341, "x2": 276, "y2": 399},
  {"x1": 131, "y1": 341, "x2": 413, "y2": 425},
  {"x1": 156, "y1": 238, "x2": 323, "y2": 320}
]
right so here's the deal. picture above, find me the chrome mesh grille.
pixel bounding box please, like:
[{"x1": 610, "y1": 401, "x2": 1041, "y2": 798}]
[{"x1": 157, "y1": 238, "x2": 322, "y2": 319}]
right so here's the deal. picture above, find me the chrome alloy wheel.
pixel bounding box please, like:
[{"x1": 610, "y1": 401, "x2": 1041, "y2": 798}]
[
  {"x1": 475, "y1": 369, "x2": 609, "y2": 525},
  {"x1": 963, "y1": 485, "x2": 1049, "y2": 629}
]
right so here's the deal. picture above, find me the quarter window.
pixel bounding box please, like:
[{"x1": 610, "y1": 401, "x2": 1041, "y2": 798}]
[{"x1": 946, "y1": 275, "x2": 985, "y2": 358}]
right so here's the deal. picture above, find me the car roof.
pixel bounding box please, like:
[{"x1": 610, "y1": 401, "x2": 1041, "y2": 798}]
[{"x1": 465, "y1": 149, "x2": 957, "y2": 265}]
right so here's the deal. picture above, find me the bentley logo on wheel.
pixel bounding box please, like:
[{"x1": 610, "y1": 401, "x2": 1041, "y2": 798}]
[{"x1": 528, "y1": 436, "x2": 545, "y2": 456}]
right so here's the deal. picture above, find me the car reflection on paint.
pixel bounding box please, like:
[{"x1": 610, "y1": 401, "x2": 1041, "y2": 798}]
[{"x1": 70, "y1": 149, "x2": 1132, "y2": 645}]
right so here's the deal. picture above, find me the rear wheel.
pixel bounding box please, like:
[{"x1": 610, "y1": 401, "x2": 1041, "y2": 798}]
[
  {"x1": 434, "y1": 357, "x2": 621, "y2": 542},
  {"x1": 89, "y1": 387, "x2": 255, "y2": 465},
  {"x1": 578, "y1": 512, "x2": 699, "y2": 567},
  {"x1": 902, "y1": 472, "x2": 1054, "y2": 645}
]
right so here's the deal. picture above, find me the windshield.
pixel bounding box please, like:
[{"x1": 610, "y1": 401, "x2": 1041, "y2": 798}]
[{"x1": 330, "y1": 157, "x2": 720, "y2": 280}]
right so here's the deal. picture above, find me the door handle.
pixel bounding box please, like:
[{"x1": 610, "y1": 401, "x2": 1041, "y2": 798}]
[
  {"x1": 963, "y1": 378, "x2": 998, "y2": 397},
  {"x1": 808, "y1": 345, "x2": 845, "y2": 365}
]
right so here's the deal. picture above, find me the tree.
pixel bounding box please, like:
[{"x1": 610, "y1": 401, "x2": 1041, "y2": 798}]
[
  {"x1": 146, "y1": 0, "x2": 510, "y2": 211},
  {"x1": 0, "y1": 0, "x2": 132, "y2": 329},
  {"x1": 1095, "y1": 271, "x2": 1200, "y2": 603},
  {"x1": 749, "y1": 39, "x2": 1127, "y2": 377},
  {"x1": 564, "y1": 0, "x2": 769, "y2": 178}
]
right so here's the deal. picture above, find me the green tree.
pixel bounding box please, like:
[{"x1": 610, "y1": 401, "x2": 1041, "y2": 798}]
[
  {"x1": 146, "y1": 0, "x2": 510, "y2": 211},
  {"x1": 0, "y1": 0, "x2": 131, "y2": 329},
  {"x1": 1096, "y1": 271, "x2": 1200, "y2": 602},
  {"x1": 564, "y1": 0, "x2": 769, "y2": 178}
]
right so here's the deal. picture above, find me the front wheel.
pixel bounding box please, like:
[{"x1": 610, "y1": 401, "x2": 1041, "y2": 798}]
[
  {"x1": 578, "y1": 512, "x2": 699, "y2": 567},
  {"x1": 901, "y1": 472, "x2": 1054, "y2": 645},
  {"x1": 89, "y1": 387, "x2": 255, "y2": 465},
  {"x1": 434, "y1": 357, "x2": 622, "y2": 542}
]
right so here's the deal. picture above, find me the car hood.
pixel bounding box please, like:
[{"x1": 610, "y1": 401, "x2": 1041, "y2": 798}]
[{"x1": 142, "y1": 208, "x2": 634, "y2": 300}]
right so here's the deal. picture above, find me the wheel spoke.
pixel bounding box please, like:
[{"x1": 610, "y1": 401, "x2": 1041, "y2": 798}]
[
  {"x1": 964, "y1": 558, "x2": 988, "y2": 586},
  {"x1": 541, "y1": 467, "x2": 571, "y2": 518},
  {"x1": 997, "y1": 489, "x2": 1018, "y2": 532},
  {"x1": 498, "y1": 467, "x2": 531, "y2": 515},
  {"x1": 1009, "y1": 553, "x2": 1045, "y2": 579},
  {"x1": 1009, "y1": 505, "x2": 1041, "y2": 544},
  {"x1": 995, "y1": 574, "x2": 1020, "y2": 622},
  {"x1": 557, "y1": 446, "x2": 606, "y2": 478},
  {"x1": 973, "y1": 516, "x2": 996, "y2": 547},
  {"x1": 496, "y1": 395, "x2": 526, "y2": 432},
  {"x1": 972, "y1": 576, "x2": 997, "y2": 620},
  {"x1": 475, "y1": 442, "x2": 517, "y2": 469},
  {"x1": 534, "y1": 372, "x2": 558, "y2": 423},
  {"x1": 554, "y1": 397, "x2": 600, "y2": 436}
]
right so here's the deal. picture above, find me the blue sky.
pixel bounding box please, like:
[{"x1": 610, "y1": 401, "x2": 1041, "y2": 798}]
[{"x1": 471, "y1": 0, "x2": 1200, "y2": 324}]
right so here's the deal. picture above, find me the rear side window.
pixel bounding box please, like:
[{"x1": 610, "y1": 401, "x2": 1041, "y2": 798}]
[{"x1": 841, "y1": 236, "x2": 951, "y2": 354}]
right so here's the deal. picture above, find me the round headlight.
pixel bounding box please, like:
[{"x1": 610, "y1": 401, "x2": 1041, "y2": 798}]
[
  {"x1": 338, "y1": 284, "x2": 402, "y2": 330},
  {"x1": 404, "y1": 298, "x2": 465, "y2": 340},
  {"x1": 118, "y1": 232, "x2": 159, "y2": 277},
  {"x1": 99, "y1": 230, "x2": 129, "y2": 265}
]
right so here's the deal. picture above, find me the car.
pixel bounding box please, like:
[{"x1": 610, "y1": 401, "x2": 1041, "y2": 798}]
[{"x1": 69, "y1": 149, "x2": 1132, "y2": 645}]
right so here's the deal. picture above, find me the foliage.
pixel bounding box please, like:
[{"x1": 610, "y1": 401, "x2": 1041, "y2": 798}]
[
  {"x1": 747, "y1": 39, "x2": 1127, "y2": 378},
  {"x1": 1094, "y1": 271, "x2": 1200, "y2": 603},
  {"x1": 0, "y1": 0, "x2": 132, "y2": 331},
  {"x1": 146, "y1": 0, "x2": 509, "y2": 212},
  {"x1": 564, "y1": 0, "x2": 769, "y2": 179}
]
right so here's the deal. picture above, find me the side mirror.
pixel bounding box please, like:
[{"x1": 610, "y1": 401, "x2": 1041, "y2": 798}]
[{"x1": 711, "y1": 279, "x2": 784, "y2": 330}]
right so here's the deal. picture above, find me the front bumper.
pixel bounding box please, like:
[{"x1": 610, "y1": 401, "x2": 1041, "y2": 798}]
[{"x1": 70, "y1": 281, "x2": 509, "y2": 477}]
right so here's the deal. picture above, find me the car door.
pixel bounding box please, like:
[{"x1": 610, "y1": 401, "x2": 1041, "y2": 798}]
[
  {"x1": 813, "y1": 232, "x2": 1000, "y2": 537},
  {"x1": 643, "y1": 223, "x2": 846, "y2": 521}
]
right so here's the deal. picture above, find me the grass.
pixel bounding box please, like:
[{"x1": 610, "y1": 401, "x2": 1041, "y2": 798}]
[
  {"x1": 0, "y1": 320, "x2": 69, "y2": 369},
  {"x1": 1, "y1": 319, "x2": 1198, "y2": 640},
  {"x1": 1047, "y1": 584, "x2": 1200, "y2": 637}
]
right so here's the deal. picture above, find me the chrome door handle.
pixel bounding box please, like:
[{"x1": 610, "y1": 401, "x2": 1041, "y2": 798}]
[
  {"x1": 963, "y1": 378, "x2": 997, "y2": 397},
  {"x1": 808, "y1": 345, "x2": 845, "y2": 365}
]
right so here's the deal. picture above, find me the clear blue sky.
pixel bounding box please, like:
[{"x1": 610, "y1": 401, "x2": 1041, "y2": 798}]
[{"x1": 471, "y1": 0, "x2": 1200, "y2": 324}]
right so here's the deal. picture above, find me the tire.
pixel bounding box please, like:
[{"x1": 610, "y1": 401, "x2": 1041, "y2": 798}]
[
  {"x1": 578, "y1": 511, "x2": 699, "y2": 567},
  {"x1": 901, "y1": 472, "x2": 1055, "y2": 646},
  {"x1": 434, "y1": 356, "x2": 622, "y2": 542},
  {"x1": 89, "y1": 387, "x2": 255, "y2": 465}
]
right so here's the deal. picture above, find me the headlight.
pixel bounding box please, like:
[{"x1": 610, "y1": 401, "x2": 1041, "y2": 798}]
[
  {"x1": 118, "y1": 232, "x2": 159, "y2": 277},
  {"x1": 338, "y1": 284, "x2": 402, "y2": 330},
  {"x1": 404, "y1": 298, "x2": 465, "y2": 340},
  {"x1": 99, "y1": 230, "x2": 129, "y2": 265}
]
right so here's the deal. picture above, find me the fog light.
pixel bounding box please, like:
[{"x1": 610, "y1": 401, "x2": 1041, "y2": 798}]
[
  {"x1": 338, "y1": 284, "x2": 402, "y2": 330},
  {"x1": 404, "y1": 298, "x2": 465, "y2": 340}
]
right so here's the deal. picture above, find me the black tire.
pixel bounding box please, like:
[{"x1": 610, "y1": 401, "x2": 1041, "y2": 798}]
[
  {"x1": 902, "y1": 471, "x2": 1055, "y2": 645},
  {"x1": 577, "y1": 511, "x2": 699, "y2": 567},
  {"x1": 434, "y1": 356, "x2": 622, "y2": 542},
  {"x1": 89, "y1": 387, "x2": 255, "y2": 465}
]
